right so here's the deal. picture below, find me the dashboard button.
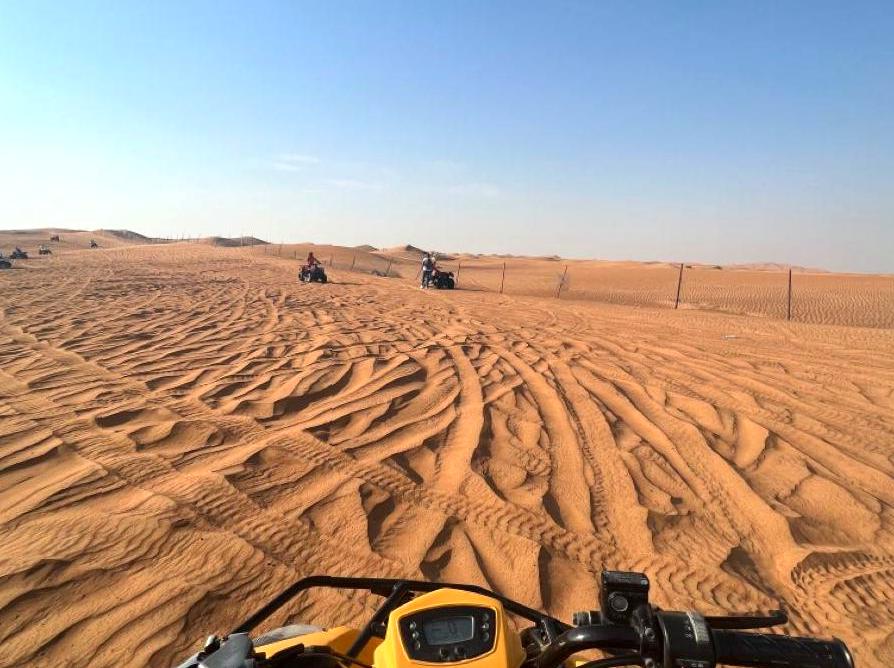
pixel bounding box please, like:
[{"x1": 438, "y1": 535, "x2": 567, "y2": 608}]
[
  {"x1": 414, "y1": 641, "x2": 422, "y2": 651},
  {"x1": 454, "y1": 647, "x2": 466, "y2": 659},
  {"x1": 439, "y1": 648, "x2": 451, "y2": 660},
  {"x1": 482, "y1": 632, "x2": 491, "y2": 643},
  {"x1": 609, "y1": 593, "x2": 629, "y2": 613},
  {"x1": 409, "y1": 622, "x2": 417, "y2": 630}
]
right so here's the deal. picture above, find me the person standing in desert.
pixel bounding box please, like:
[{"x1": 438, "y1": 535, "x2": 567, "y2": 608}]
[{"x1": 421, "y1": 252, "x2": 434, "y2": 288}]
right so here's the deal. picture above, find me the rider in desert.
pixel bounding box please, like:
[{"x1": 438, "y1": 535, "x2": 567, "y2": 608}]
[
  {"x1": 304, "y1": 251, "x2": 320, "y2": 270},
  {"x1": 421, "y1": 252, "x2": 434, "y2": 289}
]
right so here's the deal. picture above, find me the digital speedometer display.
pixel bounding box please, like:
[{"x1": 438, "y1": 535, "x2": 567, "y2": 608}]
[
  {"x1": 400, "y1": 605, "x2": 496, "y2": 661},
  {"x1": 423, "y1": 616, "x2": 475, "y2": 645}
]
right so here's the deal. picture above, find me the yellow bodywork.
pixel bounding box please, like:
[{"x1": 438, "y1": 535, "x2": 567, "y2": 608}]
[
  {"x1": 256, "y1": 626, "x2": 382, "y2": 662},
  {"x1": 255, "y1": 588, "x2": 526, "y2": 668}
]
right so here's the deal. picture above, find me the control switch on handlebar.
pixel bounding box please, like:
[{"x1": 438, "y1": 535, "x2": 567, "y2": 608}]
[
  {"x1": 600, "y1": 571, "x2": 650, "y2": 625},
  {"x1": 657, "y1": 611, "x2": 714, "y2": 668}
]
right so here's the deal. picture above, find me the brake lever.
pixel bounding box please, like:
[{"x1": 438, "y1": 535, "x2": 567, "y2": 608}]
[{"x1": 704, "y1": 609, "x2": 787, "y2": 629}]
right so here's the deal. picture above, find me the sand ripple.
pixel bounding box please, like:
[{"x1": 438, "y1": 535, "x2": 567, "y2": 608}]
[{"x1": 1, "y1": 244, "x2": 893, "y2": 667}]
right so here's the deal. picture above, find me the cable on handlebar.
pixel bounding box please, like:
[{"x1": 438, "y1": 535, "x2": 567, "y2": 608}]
[
  {"x1": 534, "y1": 626, "x2": 641, "y2": 668},
  {"x1": 574, "y1": 656, "x2": 645, "y2": 668}
]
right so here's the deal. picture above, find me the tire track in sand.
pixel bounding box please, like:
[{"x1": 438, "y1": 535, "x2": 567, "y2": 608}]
[{"x1": 0, "y1": 244, "x2": 892, "y2": 667}]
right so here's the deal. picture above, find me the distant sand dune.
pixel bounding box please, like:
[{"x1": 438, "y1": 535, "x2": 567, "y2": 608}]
[
  {"x1": 0, "y1": 242, "x2": 893, "y2": 668},
  {"x1": 203, "y1": 236, "x2": 268, "y2": 247}
]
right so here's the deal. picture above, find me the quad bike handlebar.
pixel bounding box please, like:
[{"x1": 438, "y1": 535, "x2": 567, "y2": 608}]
[
  {"x1": 176, "y1": 573, "x2": 854, "y2": 668},
  {"x1": 535, "y1": 613, "x2": 851, "y2": 668},
  {"x1": 711, "y1": 630, "x2": 852, "y2": 668}
]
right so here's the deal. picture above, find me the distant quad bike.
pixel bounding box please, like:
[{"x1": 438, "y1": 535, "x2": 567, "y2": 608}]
[
  {"x1": 10, "y1": 247, "x2": 28, "y2": 260},
  {"x1": 38, "y1": 245, "x2": 52, "y2": 255},
  {"x1": 431, "y1": 268, "x2": 455, "y2": 289},
  {"x1": 90, "y1": 239, "x2": 99, "y2": 248},
  {"x1": 300, "y1": 264, "x2": 328, "y2": 284},
  {"x1": 49, "y1": 234, "x2": 60, "y2": 242},
  {"x1": 0, "y1": 256, "x2": 10, "y2": 270}
]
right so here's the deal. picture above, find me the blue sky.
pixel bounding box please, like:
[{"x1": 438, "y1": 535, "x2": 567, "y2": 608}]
[{"x1": 1, "y1": 1, "x2": 892, "y2": 272}]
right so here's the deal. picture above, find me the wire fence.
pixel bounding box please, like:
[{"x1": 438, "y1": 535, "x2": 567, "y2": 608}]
[
  {"x1": 258, "y1": 243, "x2": 402, "y2": 277},
  {"x1": 249, "y1": 246, "x2": 894, "y2": 329}
]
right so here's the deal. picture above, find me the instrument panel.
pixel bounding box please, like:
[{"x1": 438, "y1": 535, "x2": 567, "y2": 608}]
[
  {"x1": 376, "y1": 588, "x2": 524, "y2": 668},
  {"x1": 398, "y1": 605, "x2": 496, "y2": 662}
]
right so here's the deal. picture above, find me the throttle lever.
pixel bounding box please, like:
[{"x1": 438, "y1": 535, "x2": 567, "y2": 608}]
[{"x1": 704, "y1": 609, "x2": 787, "y2": 630}]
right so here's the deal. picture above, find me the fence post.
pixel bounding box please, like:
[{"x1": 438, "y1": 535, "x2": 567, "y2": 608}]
[
  {"x1": 787, "y1": 268, "x2": 792, "y2": 321},
  {"x1": 329, "y1": 255, "x2": 333, "y2": 267},
  {"x1": 674, "y1": 263, "x2": 684, "y2": 309},
  {"x1": 350, "y1": 255, "x2": 356, "y2": 270},
  {"x1": 556, "y1": 265, "x2": 569, "y2": 298},
  {"x1": 499, "y1": 262, "x2": 506, "y2": 294},
  {"x1": 455, "y1": 261, "x2": 461, "y2": 287},
  {"x1": 386, "y1": 259, "x2": 393, "y2": 277}
]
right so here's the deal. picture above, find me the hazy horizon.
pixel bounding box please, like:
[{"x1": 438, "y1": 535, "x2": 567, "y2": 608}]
[
  {"x1": 2, "y1": 224, "x2": 870, "y2": 274},
  {"x1": 2, "y1": 1, "x2": 892, "y2": 273}
]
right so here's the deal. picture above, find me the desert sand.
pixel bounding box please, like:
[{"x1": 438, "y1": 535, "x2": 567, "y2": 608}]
[
  {"x1": 1, "y1": 234, "x2": 893, "y2": 667},
  {"x1": 251, "y1": 243, "x2": 894, "y2": 329}
]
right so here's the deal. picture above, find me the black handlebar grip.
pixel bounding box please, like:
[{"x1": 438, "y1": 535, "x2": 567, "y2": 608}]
[{"x1": 712, "y1": 630, "x2": 854, "y2": 668}]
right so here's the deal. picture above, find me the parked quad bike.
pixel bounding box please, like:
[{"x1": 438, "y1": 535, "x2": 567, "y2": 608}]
[
  {"x1": 39, "y1": 245, "x2": 52, "y2": 255},
  {"x1": 300, "y1": 265, "x2": 328, "y2": 284},
  {"x1": 0, "y1": 257, "x2": 11, "y2": 270},
  {"x1": 431, "y1": 269, "x2": 455, "y2": 290},
  {"x1": 10, "y1": 247, "x2": 28, "y2": 259},
  {"x1": 90, "y1": 240, "x2": 99, "y2": 248},
  {"x1": 173, "y1": 572, "x2": 853, "y2": 668}
]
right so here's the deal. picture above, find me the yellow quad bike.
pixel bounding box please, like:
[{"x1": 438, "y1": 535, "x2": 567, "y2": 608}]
[{"x1": 174, "y1": 572, "x2": 854, "y2": 668}]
